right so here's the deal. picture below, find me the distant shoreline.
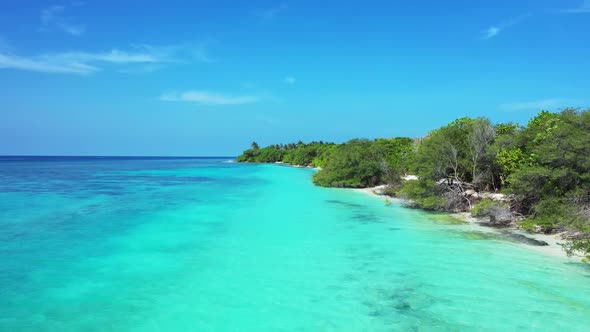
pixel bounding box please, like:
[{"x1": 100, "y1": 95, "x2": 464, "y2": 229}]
[
  {"x1": 0, "y1": 156, "x2": 235, "y2": 162},
  {"x1": 272, "y1": 161, "x2": 321, "y2": 170}
]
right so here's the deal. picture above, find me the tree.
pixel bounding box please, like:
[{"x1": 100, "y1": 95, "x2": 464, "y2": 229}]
[
  {"x1": 411, "y1": 117, "x2": 474, "y2": 181},
  {"x1": 467, "y1": 118, "x2": 495, "y2": 187},
  {"x1": 506, "y1": 109, "x2": 590, "y2": 238},
  {"x1": 313, "y1": 139, "x2": 388, "y2": 187},
  {"x1": 237, "y1": 141, "x2": 336, "y2": 166}
]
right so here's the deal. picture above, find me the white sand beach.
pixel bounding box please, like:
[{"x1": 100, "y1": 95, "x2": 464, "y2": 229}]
[{"x1": 354, "y1": 186, "x2": 581, "y2": 261}]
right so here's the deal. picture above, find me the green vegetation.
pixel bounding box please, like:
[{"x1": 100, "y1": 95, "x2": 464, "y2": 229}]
[
  {"x1": 561, "y1": 239, "x2": 590, "y2": 263},
  {"x1": 312, "y1": 138, "x2": 414, "y2": 187},
  {"x1": 472, "y1": 199, "x2": 502, "y2": 217},
  {"x1": 236, "y1": 109, "x2": 590, "y2": 261},
  {"x1": 471, "y1": 199, "x2": 512, "y2": 225},
  {"x1": 236, "y1": 141, "x2": 335, "y2": 167},
  {"x1": 397, "y1": 178, "x2": 446, "y2": 210}
]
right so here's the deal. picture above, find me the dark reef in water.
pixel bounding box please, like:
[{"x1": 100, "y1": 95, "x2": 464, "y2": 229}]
[
  {"x1": 325, "y1": 199, "x2": 364, "y2": 208},
  {"x1": 499, "y1": 231, "x2": 549, "y2": 246},
  {"x1": 460, "y1": 230, "x2": 549, "y2": 246}
]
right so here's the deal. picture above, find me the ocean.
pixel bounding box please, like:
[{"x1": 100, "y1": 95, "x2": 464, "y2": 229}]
[{"x1": 1, "y1": 157, "x2": 589, "y2": 331}]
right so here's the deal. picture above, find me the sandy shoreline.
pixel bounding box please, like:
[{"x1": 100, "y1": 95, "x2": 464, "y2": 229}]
[
  {"x1": 270, "y1": 164, "x2": 581, "y2": 260},
  {"x1": 273, "y1": 162, "x2": 321, "y2": 170},
  {"x1": 354, "y1": 186, "x2": 580, "y2": 261}
]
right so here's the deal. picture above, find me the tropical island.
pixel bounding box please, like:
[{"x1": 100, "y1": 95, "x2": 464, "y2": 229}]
[{"x1": 237, "y1": 109, "x2": 590, "y2": 261}]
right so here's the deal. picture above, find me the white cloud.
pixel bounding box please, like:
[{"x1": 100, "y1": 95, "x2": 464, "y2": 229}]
[
  {"x1": 561, "y1": 0, "x2": 590, "y2": 13},
  {"x1": 140, "y1": 43, "x2": 215, "y2": 64},
  {"x1": 41, "y1": 5, "x2": 86, "y2": 36},
  {"x1": 0, "y1": 53, "x2": 95, "y2": 74},
  {"x1": 52, "y1": 49, "x2": 162, "y2": 63},
  {"x1": 160, "y1": 91, "x2": 260, "y2": 105},
  {"x1": 284, "y1": 76, "x2": 296, "y2": 84},
  {"x1": 254, "y1": 3, "x2": 288, "y2": 19},
  {"x1": 482, "y1": 14, "x2": 531, "y2": 40},
  {"x1": 0, "y1": 44, "x2": 210, "y2": 75},
  {"x1": 484, "y1": 27, "x2": 500, "y2": 39},
  {"x1": 0, "y1": 49, "x2": 158, "y2": 75},
  {"x1": 499, "y1": 98, "x2": 578, "y2": 112}
]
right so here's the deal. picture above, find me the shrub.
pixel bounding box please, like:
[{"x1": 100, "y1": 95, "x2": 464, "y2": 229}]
[
  {"x1": 472, "y1": 199, "x2": 506, "y2": 217},
  {"x1": 472, "y1": 199, "x2": 513, "y2": 225},
  {"x1": 398, "y1": 179, "x2": 447, "y2": 211},
  {"x1": 560, "y1": 238, "x2": 590, "y2": 263},
  {"x1": 312, "y1": 139, "x2": 384, "y2": 188}
]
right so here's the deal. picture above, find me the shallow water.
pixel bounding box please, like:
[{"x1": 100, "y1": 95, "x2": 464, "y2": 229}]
[{"x1": 1, "y1": 157, "x2": 589, "y2": 331}]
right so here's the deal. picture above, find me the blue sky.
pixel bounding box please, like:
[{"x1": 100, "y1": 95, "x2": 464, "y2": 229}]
[{"x1": 1, "y1": 0, "x2": 589, "y2": 156}]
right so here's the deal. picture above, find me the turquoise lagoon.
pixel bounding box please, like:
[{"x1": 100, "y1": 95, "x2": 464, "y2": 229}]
[{"x1": 0, "y1": 157, "x2": 589, "y2": 331}]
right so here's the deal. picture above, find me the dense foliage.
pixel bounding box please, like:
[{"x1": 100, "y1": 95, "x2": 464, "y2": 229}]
[
  {"x1": 236, "y1": 141, "x2": 336, "y2": 167},
  {"x1": 312, "y1": 138, "x2": 414, "y2": 188},
  {"x1": 506, "y1": 110, "x2": 590, "y2": 235},
  {"x1": 237, "y1": 109, "x2": 590, "y2": 260}
]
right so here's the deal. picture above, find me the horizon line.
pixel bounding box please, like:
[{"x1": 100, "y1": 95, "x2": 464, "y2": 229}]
[{"x1": 0, "y1": 155, "x2": 236, "y2": 158}]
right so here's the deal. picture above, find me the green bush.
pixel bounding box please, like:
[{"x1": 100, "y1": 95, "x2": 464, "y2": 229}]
[
  {"x1": 420, "y1": 196, "x2": 447, "y2": 211},
  {"x1": 312, "y1": 139, "x2": 386, "y2": 188},
  {"x1": 398, "y1": 179, "x2": 447, "y2": 211},
  {"x1": 561, "y1": 239, "x2": 590, "y2": 263},
  {"x1": 236, "y1": 141, "x2": 335, "y2": 166},
  {"x1": 519, "y1": 217, "x2": 555, "y2": 232},
  {"x1": 472, "y1": 199, "x2": 508, "y2": 217}
]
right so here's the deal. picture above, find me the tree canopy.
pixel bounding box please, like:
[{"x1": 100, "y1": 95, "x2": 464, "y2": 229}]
[
  {"x1": 311, "y1": 138, "x2": 414, "y2": 188},
  {"x1": 236, "y1": 141, "x2": 336, "y2": 167}
]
